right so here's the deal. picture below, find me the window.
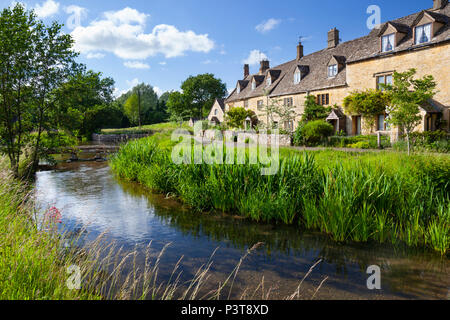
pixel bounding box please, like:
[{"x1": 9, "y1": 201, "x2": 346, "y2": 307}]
[
  {"x1": 284, "y1": 97, "x2": 293, "y2": 107},
  {"x1": 415, "y1": 23, "x2": 432, "y2": 45},
  {"x1": 328, "y1": 64, "x2": 338, "y2": 77},
  {"x1": 378, "y1": 114, "x2": 386, "y2": 131},
  {"x1": 214, "y1": 109, "x2": 218, "y2": 116},
  {"x1": 273, "y1": 121, "x2": 279, "y2": 129},
  {"x1": 252, "y1": 80, "x2": 256, "y2": 90},
  {"x1": 257, "y1": 100, "x2": 264, "y2": 111},
  {"x1": 284, "y1": 121, "x2": 294, "y2": 132},
  {"x1": 381, "y1": 33, "x2": 395, "y2": 52},
  {"x1": 377, "y1": 74, "x2": 393, "y2": 90},
  {"x1": 266, "y1": 76, "x2": 272, "y2": 87},
  {"x1": 316, "y1": 94, "x2": 329, "y2": 106},
  {"x1": 294, "y1": 71, "x2": 301, "y2": 84},
  {"x1": 355, "y1": 116, "x2": 362, "y2": 136},
  {"x1": 237, "y1": 86, "x2": 240, "y2": 94}
]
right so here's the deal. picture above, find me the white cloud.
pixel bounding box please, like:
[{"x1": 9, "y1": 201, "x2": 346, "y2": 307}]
[
  {"x1": 86, "y1": 52, "x2": 105, "y2": 59},
  {"x1": 104, "y1": 7, "x2": 148, "y2": 25},
  {"x1": 114, "y1": 78, "x2": 140, "y2": 98},
  {"x1": 255, "y1": 18, "x2": 281, "y2": 34},
  {"x1": 34, "y1": 0, "x2": 60, "y2": 18},
  {"x1": 153, "y1": 86, "x2": 164, "y2": 97},
  {"x1": 159, "y1": 61, "x2": 167, "y2": 65},
  {"x1": 71, "y1": 7, "x2": 215, "y2": 60},
  {"x1": 124, "y1": 61, "x2": 150, "y2": 69},
  {"x1": 243, "y1": 50, "x2": 269, "y2": 66}
]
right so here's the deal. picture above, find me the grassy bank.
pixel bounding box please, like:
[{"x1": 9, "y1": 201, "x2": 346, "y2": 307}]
[
  {"x1": 111, "y1": 132, "x2": 450, "y2": 255},
  {"x1": 0, "y1": 158, "x2": 100, "y2": 299}
]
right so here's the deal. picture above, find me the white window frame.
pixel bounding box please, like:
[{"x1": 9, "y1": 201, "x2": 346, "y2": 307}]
[
  {"x1": 381, "y1": 33, "x2": 395, "y2": 52},
  {"x1": 252, "y1": 80, "x2": 256, "y2": 90},
  {"x1": 328, "y1": 64, "x2": 338, "y2": 78},
  {"x1": 415, "y1": 23, "x2": 432, "y2": 45},
  {"x1": 266, "y1": 76, "x2": 272, "y2": 87},
  {"x1": 294, "y1": 71, "x2": 301, "y2": 84}
]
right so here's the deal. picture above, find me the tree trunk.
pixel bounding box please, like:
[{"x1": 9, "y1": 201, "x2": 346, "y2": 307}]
[{"x1": 406, "y1": 132, "x2": 411, "y2": 156}]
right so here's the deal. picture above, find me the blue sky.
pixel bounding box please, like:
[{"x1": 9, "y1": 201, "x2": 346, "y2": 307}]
[{"x1": 2, "y1": 0, "x2": 433, "y2": 96}]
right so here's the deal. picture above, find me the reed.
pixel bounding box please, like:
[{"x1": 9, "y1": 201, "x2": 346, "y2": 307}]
[{"x1": 111, "y1": 134, "x2": 450, "y2": 255}]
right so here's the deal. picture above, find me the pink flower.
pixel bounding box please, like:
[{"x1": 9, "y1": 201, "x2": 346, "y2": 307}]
[{"x1": 45, "y1": 206, "x2": 62, "y2": 224}]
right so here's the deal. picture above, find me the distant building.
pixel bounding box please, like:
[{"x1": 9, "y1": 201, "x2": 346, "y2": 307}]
[{"x1": 207, "y1": 99, "x2": 226, "y2": 125}]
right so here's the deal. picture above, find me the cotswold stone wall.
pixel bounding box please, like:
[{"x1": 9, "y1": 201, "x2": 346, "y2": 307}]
[
  {"x1": 201, "y1": 130, "x2": 292, "y2": 147},
  {"x1": 92, "y1": 133, "x2": 152, "y2": 143}
]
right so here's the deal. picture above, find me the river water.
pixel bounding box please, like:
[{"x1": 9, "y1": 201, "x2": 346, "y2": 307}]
[{"x1": 35, "y1": 161, "x2": 449, "y2": 300}]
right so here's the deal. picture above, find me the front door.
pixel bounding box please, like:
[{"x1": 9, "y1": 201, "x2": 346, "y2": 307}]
[{"x1": 353, "y1": 116, "x2": 362, "y2": 136}]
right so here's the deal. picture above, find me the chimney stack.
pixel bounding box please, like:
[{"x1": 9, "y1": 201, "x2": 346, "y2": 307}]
[
  {"x1": 433, "y1": 0, "x2": 448, "y2": 10},
  {"x1": 297, "y1": 42, "x2": 304, "y2": 60},
  {"x1": 259, "y1": 60, "x2": 270, "y2": 75},
  {"x1": 244, "y1": 64, "x2": 249, "y2": 78},
  {"x1": 328, "y1": 28, "x2": 340, "y2": 48}
]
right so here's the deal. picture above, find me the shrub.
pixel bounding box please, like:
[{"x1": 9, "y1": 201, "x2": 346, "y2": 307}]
[
  {"x1": 293, "y1": 122, "x2": 305, "y2": 146},
  {"x1": 302, "y1": 121, "x2": 334, "y2": 146},
  {"x1": 349, "y1": 141, "x2": 371, "y2": 149}
]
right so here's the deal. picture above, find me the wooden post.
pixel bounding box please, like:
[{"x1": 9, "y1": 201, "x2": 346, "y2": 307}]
[{"x1": 377, "y1": 132, "x2": 381, "y2": 149}]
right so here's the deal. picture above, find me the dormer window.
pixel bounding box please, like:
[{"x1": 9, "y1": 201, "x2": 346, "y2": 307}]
[
  {"x1": 237, "y1": 86, "x2": 240, "y2": 94},
  {"x1": 328, "y1": 64, "x2": 338, "y2": 78},
  {"x1": 415, "y1": 23, "x2": 432, "y2": 44},
  {"x1": 266, "y1": 76, "x2": 272, "y2": 87},
  {"x1": 294, "y1": 71, "x2": 301, "y2": 84},
  {"x1": 382, "y1": 33, "x2": 395, "y2": 52},
  {"x1": 252, "y1": 79, "x2": 257, "y2": 90}
]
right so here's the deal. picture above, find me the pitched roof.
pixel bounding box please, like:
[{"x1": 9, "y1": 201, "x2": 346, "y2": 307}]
[
  {"x1": 226, "y1": 3, "x2": 450, "y2": 103},
  {"x1": 215, "y1": 98, "x2": 225, "y2": 111}
]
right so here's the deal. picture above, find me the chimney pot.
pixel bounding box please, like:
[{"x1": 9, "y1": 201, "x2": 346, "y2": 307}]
[
  {"x1": 259, "y1": 60, "x2": 270, "y2": 75},
  {"x1": 433, "y1": 0, "x2": 448, "y2": 10},
  {"x1": 297, "y1": 42, "x2": 304, "y2": 60},
  {"x1": 244, "y1": 64, "x2": 249, "y2": 78},
  {"x1": 328, "y1": 28, "x2": 340, "y2": 48}
]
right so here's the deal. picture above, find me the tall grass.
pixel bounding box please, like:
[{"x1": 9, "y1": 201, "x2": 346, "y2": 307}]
[{"x1": 111, "y1": 135, "x2": 450, "y2": 255}]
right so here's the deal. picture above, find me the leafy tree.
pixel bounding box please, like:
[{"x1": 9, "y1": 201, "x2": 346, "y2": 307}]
[
  {"x1": 53, "y1": 69, "x2": 116, "y2": 139},
  {"x1": 225, "y1": 107, "x2": 256, "y2": 129},
  {"x1": 343, "y1": 89, "x2": 390, "y2": 133},
  {"x1": 180, "y1": 74, "x2": 227, "y2": 118},
  {"x1": 0, "y1": 4, "x2": 78, "y2": 176},
  {"x1": 144, "y1": 91, "x2": 169, "y2": 124},
  {"x1": 302, "y1": 95, "x2": 331, "y2": 123},
  {"x1": 383, "y1": 69, "x2": 437, "y2": 155},
  {"x1": 121, "y1": 83, "x2": 158, "y2": 127},
  {"x1": 166, "y1": 91, "x2": 191, "y2": 125}
]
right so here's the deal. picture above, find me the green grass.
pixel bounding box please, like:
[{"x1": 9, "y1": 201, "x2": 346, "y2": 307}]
[{"x1": 111, "y1": 130, "x2": 450, "y2": 255}]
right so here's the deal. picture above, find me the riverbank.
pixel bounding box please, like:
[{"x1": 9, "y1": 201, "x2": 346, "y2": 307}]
[
  {"x1": 111, "y1": 132, "x2": 450, "y2": 255},
  {"x1": 0, "y1": 159, "x2": 102, "y2": 299}
]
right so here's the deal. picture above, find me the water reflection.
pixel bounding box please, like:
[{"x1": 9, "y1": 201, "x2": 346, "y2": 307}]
[{"x1": 35, "y1": 162, "x2": 449, "y2": 300}]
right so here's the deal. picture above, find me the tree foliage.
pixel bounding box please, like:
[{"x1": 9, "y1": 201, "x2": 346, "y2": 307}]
[
  {"x1": 0, "y1": 4, "x2": 78, "y2": 176},
  {"x1": 383, "y1": 69, "x2": 437, "y2": 155},
  {"x1": 225, "y1": 107, "x2": 257, "y2": 129},
  {"x1": 343, "y1": 89, "x2": 390, "y2": 133},
  {"x1": 53, "y1": 69, "x2": 117, "y2": 139},
  {"x1": 166, "y1": 74, "x2": 227, "y2": 121},
  {"x1": 302, "y1": 95, "x2": 331, "y2": 123}
]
